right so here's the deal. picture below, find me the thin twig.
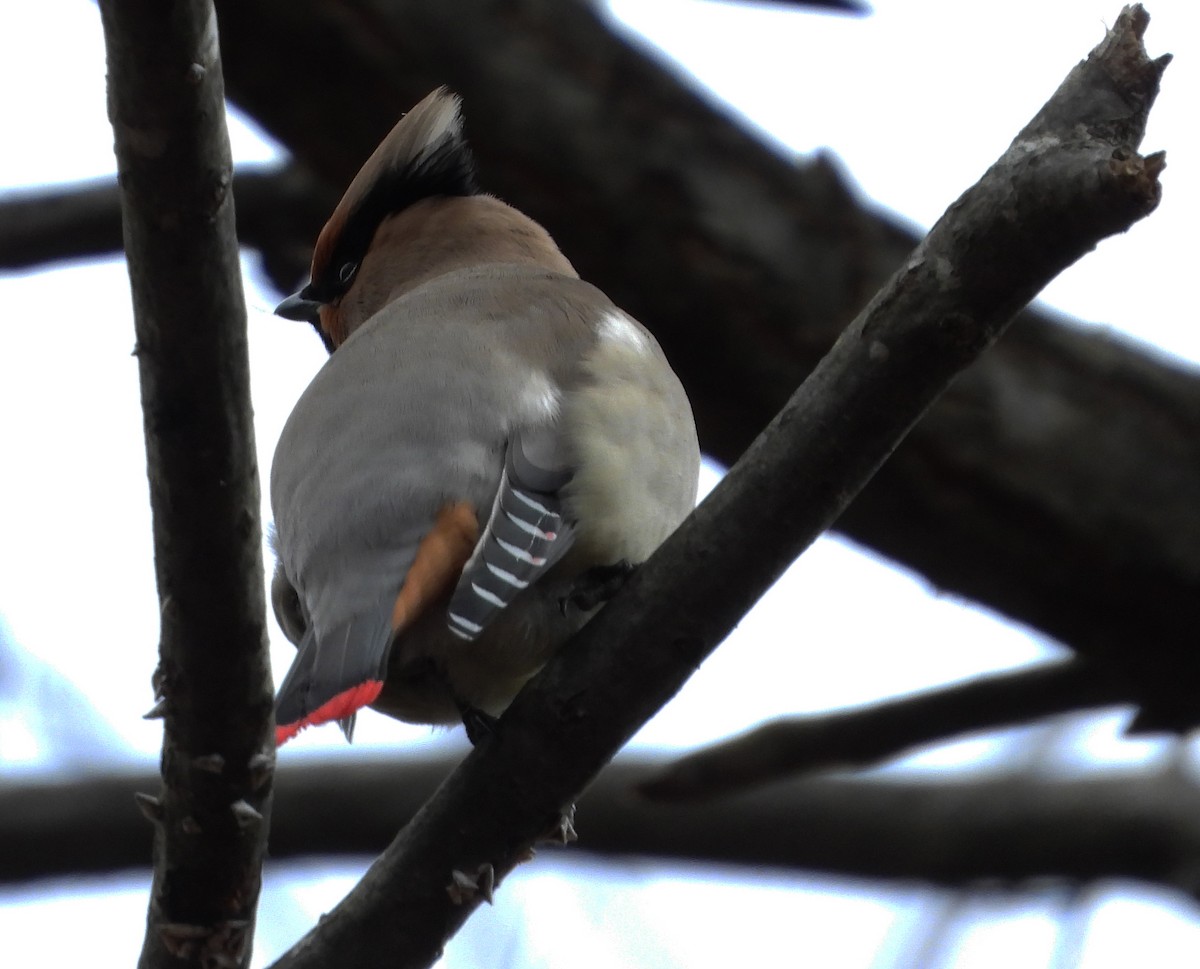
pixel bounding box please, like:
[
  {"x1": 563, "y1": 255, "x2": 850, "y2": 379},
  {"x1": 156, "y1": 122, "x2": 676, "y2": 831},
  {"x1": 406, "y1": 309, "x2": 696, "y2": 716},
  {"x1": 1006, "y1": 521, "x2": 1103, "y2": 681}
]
[{"x1": 639, "y1": 660, "x2": 1125, "y2": 801}]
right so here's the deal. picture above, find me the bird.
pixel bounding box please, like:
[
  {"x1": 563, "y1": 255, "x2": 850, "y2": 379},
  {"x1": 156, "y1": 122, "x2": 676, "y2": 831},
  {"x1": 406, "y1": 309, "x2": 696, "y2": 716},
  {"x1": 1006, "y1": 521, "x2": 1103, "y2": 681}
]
[{"x1": 270, "y1": 87, "x2": 700, "y2": 746}]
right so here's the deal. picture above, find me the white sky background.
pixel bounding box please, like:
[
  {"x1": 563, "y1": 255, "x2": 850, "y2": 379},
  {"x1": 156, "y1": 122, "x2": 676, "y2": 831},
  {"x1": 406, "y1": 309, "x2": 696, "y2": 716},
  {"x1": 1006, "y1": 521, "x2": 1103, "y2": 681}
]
[{"x1": 0, "y1": 0, "x2": 1196, "y2": 966}]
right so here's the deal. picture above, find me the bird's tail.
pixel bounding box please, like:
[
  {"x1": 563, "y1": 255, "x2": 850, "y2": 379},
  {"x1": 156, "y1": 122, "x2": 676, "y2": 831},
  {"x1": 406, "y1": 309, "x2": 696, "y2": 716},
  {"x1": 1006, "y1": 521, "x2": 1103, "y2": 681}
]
[{"x1": 274, "y1": 606, "x2": 392, "y2": 746}]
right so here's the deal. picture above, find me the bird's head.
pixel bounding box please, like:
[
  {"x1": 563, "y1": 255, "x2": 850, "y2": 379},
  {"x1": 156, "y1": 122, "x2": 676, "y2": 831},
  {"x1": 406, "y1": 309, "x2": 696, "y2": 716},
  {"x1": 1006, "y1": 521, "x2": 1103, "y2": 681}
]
[{"x1": 276, "y1": 87, "x2": 574, "y2": 350}]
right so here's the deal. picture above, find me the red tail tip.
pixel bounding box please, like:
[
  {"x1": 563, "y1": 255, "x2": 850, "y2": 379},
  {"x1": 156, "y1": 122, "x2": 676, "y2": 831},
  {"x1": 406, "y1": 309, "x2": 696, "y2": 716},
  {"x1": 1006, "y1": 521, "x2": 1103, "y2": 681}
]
[{"x1": 275, "y1": 679, "x2": 384, "y2": 747}]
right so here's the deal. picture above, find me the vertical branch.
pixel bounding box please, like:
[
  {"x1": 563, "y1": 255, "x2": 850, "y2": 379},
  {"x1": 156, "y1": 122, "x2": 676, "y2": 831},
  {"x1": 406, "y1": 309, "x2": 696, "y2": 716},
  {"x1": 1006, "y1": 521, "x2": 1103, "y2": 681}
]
[{"x1": 97, "y1": 2, "x2": 274, "y2": 967}]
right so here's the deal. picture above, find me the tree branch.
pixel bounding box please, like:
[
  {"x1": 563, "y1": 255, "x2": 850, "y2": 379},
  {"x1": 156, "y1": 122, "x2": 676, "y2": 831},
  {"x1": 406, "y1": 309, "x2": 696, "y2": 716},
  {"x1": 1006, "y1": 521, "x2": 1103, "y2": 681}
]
[
  {"x1": 0, "y1": 167, "x2": 334, "y2": 291},
  {"x1": 584, "y1": 764, "x2": 1200, "y2": 894},
  {"x1": 257, "y1": 10, "x2": 1167, "y2": 968},
  {"x1": 201, "y1": 0, "x2": 1199, "y2": 729},
  {"x1": 97, "y1": 2, "x2": 274, "y2": 967},
  {"x1": 7, "y1": 759, "x2": 1200, "y2": 895},
  {"x1": 716, "y1": 0, "x2": 871, "y2": 12},
  {"x1": 639, "y1": 660, "x2": 1128, "y2": 801},
  {"x1": 0, "y1": 181, "x2": 123, "y2": 268}
]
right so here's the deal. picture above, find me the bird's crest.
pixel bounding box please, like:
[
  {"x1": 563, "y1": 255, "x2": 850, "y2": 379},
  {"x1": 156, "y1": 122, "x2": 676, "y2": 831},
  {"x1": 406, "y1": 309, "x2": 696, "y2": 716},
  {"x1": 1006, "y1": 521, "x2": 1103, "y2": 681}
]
[{"x1": 308, "y1": 87, "x2": 479, "y2": 302}]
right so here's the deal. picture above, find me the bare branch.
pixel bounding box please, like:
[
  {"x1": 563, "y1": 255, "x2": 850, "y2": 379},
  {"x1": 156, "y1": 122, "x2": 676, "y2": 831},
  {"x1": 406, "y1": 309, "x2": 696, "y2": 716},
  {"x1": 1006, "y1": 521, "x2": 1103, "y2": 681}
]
[
  {"x1": 584, "y1": 764, "x2": 1200, "y2": 894},
  {"x1": 713, "y1": 0, "x2": 870, "y2": 13},
  {"x1": 0, "y1": 181, "x2": 123, "y2": 269},
  {"x1": 639, "y1": 660, "x2": 1126, "y2": 801},
  {"x1": 97, "y1": 2, "x2": 274, "y2": 967},
  {"x1": 0, "y1": 167, "x2": 333, "y2": 291},
  {"x1": 261, "y1": 10, "x2": 1168, "y2": 968},
  {"x1": 7, "y1": 759, "x2": 1200, "y2": 896}
]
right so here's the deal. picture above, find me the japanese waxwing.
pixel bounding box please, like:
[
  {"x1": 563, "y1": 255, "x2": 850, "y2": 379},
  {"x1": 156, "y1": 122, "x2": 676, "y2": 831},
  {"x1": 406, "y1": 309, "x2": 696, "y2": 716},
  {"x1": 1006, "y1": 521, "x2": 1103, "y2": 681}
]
[{"x1": 270, "y1": 87, "x2": 700, "y2": 745}]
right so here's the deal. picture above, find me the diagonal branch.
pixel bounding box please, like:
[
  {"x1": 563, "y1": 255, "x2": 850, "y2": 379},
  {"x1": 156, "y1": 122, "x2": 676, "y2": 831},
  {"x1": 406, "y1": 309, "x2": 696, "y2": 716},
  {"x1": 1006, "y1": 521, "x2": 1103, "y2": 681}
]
[
  {"x1": 639, "y1": 659, "x2": 1127, "y2": 801},
  {"x1": 266, "y1": 9, "x2": 1169, "y2": 968},
  {"x1": 97, "y1": 2, "x2": 274, "y2": 967}
]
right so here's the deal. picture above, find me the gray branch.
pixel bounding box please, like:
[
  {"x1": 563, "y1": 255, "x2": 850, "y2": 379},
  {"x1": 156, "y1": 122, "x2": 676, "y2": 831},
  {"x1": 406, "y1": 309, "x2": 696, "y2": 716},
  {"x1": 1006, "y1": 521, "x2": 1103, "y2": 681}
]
[
  {"x1": 640, "y1": 659, "x2": 1127, "y2": 801},
  {"x1": 6, "y1": 759, "x2": 1200, "y2": 895},
  {"x1": 97, "y1": 2, "x2": 274, "y2": 967},
  {"x1": 251, "y1": 9, "x2": 1169, "y2": 968},
  {"x1": 584, "y1": 763, "x2": 1200, "y2": 894},
  {"x1": 0, "y1": 166, "x2": 333, "y2": 291},
  {"x1": 717, "y1": 0, "x2": 870, "y2": 11}
]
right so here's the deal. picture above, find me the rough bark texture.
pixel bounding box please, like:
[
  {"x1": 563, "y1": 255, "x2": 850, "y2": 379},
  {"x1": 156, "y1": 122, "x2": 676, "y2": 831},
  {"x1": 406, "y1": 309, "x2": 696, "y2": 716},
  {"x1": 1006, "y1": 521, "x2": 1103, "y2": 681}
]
[
  {"x1": 586, "y1": 764, "x2": 1200, "y2": 893},
  {"x1": 6, "y1": 759, "x2": 1200, "y2": 895},
  {"x1": 97, "y1": 2, "x2": 274, "y2": 967},
  {"x1": 251, "y1": 11, "x2": 1169, "y2": 968},
  {"x1": 640, "y1": 659, "x2": 1124, "y2": 801},
  {"x1": 198, "y1": 0, "x2": 1199, "y2": 731}
]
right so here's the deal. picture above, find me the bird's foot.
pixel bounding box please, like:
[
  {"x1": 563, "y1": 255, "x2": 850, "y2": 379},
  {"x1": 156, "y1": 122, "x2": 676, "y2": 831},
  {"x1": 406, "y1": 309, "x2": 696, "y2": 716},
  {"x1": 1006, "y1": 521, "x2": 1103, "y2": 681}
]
[
  {"x1": 561, "y1": 560, "x2": 637, "y2": 615},
  {"x1": 538, "y1": 803, "x2": 578, "y2": 845},
  {"x1": 457, "y1": 698, "x2": 499, "y2": 746}
]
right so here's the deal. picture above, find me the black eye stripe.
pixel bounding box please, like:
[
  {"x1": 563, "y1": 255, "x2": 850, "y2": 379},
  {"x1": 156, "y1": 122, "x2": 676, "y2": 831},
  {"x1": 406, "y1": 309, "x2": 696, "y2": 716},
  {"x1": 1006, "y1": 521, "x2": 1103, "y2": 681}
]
[{"x1": 313, "y1": 130, "x2": 479, "y2": 299}]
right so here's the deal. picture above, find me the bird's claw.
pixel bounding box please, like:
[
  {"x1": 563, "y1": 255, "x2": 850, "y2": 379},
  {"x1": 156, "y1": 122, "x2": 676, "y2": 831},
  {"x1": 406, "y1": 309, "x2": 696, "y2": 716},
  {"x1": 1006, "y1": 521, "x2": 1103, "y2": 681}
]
[
  {"x1": 560, "y1": 560, "x2": 636, "y2": 615},
  {"x1": 457, "y1": 699, "x2": 499, "y2": 746},
  {"x1": 539, "y1": 803, "x2": 578, "y2": 845}
]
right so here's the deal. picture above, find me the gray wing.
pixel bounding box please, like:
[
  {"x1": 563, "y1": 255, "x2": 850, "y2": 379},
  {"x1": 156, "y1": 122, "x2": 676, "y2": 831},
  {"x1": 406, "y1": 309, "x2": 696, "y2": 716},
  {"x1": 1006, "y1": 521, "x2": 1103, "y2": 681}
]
[{"x1": 446, "y1": 428, "x2": 576, "y2": 641}]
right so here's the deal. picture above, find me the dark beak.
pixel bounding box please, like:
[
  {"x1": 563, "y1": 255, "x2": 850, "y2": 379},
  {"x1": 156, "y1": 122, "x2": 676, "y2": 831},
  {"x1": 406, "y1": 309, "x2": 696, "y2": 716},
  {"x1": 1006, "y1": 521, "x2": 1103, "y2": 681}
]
[{"x1": 275, "y1": 288, "x2": 323, "y2": 323}]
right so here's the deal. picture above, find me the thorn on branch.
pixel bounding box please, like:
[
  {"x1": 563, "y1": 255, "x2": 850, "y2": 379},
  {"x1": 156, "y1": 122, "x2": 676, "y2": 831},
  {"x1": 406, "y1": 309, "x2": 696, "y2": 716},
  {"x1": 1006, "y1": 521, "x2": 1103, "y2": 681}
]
[
  {"x1": 191, "y1": 753, "x2": 226, "y2": 774},
  {"x1": 157, "y1": 922, "x2": 209, "y2": 960},
  {"x1": 1143, "y1": 150, "x2": 1167, "y2": 178},
  {"x1": 446, "y1": 863, "x2": 495, "y2": 906},
  {"x1": 538, "y1": 803, "x2": 578, "y2": 845},
  {"x1": 143, "y1": 697, "x2": 169, "y2": 720},
  {"x1": 134, "y1": 792, "x2": 164, "y2": 824},
  {"x1": 230, "y1": 799, "x2": 263, "y2": 829},
  {"x1": 156, "y1": 919, "x2": 249, "y2": 966},
  {"x1": 150, "y1": 660, "x2": 169, "y2": 701},
  {"x1": 248, "y1": 750, "x2": 275, "y2": 789},
  {"x1": 209, "y1": 919, "x2": 251, "y2": 969}
]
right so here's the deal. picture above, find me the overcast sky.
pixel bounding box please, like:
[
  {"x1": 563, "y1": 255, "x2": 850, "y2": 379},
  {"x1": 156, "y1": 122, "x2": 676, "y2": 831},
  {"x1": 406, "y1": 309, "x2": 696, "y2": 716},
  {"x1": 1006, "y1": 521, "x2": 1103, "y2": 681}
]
[{"x1": 0, "y1": 1, "x2": 1196, "y2": 966}]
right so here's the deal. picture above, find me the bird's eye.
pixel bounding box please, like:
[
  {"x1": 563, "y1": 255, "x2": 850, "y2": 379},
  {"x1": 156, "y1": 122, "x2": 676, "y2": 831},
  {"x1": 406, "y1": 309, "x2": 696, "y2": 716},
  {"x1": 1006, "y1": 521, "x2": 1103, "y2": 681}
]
[{"x1": 337, "y1": 261, "x2": 358, "y2": 286}]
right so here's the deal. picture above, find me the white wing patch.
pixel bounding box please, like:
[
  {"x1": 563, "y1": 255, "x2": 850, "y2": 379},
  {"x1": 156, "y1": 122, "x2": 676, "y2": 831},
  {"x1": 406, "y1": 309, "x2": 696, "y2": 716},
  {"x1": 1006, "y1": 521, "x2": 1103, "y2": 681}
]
[
  {"x1": 519, "y1": 371, "x2": 562, "y2": 423},
  {"x1": 561, "y1": 310, "x2": 699, "y2": 565},
  {"x1": 598, "y1": 311, "x2": 650, "y2": 354}
]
